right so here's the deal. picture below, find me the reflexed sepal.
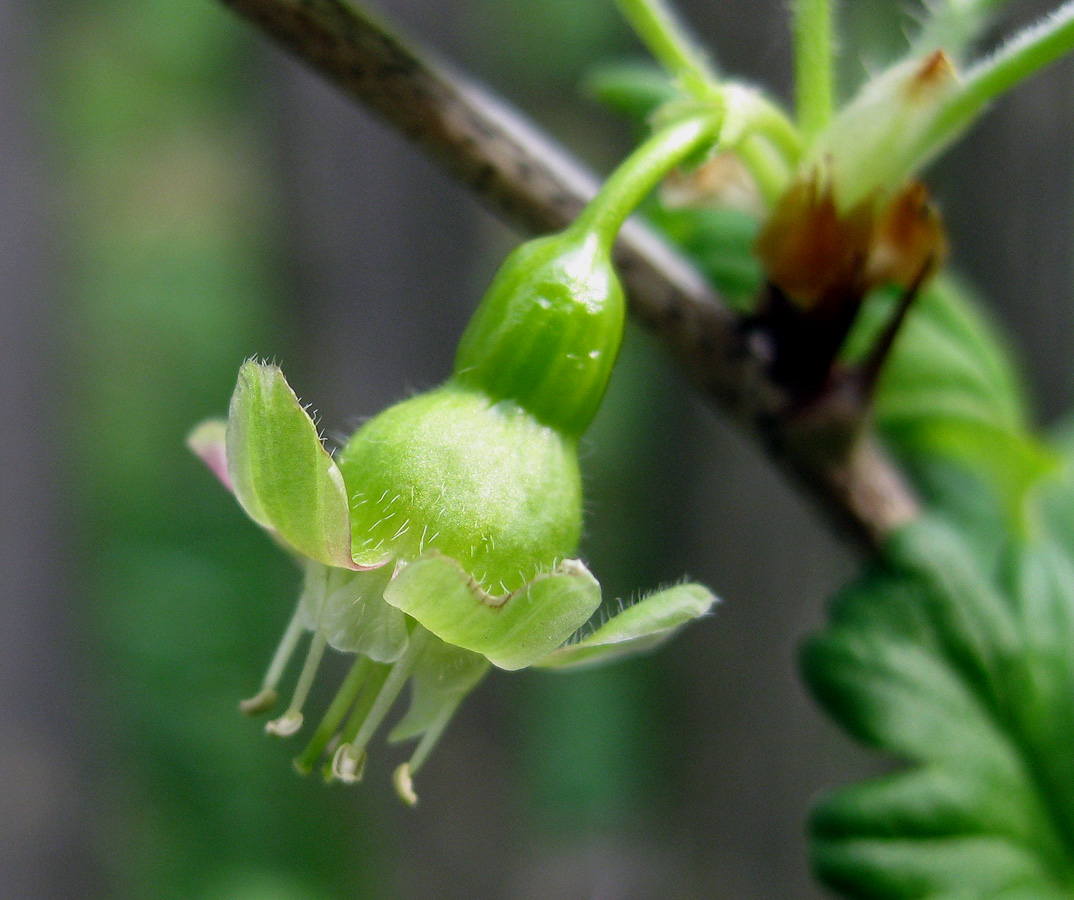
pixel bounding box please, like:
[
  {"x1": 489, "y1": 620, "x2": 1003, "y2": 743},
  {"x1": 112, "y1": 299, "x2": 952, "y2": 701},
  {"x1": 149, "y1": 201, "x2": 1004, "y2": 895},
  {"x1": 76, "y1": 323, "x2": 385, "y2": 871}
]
[
  {"x1": 537, "y1": 582, "x2": 717, "y2": 670},
  {"x1": 383, "y1": 553, "x2": 602, "y2": 670},
  {"x1": 224, "y1": 360, "x2": 369, "y2": 570}
]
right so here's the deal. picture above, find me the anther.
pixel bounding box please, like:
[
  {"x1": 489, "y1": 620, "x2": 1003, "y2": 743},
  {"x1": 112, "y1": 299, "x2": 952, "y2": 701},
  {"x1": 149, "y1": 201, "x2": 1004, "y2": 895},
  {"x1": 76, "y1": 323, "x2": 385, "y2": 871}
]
[
  {"x1": 393, "y1": 763, "x2": 418, "y2": 806},
  {"x1": 266, "y1": 629, "x2": 328, "y2": 739},
  {"x1": 331, "y1": 744, "x2": 366, "y2": 783}
]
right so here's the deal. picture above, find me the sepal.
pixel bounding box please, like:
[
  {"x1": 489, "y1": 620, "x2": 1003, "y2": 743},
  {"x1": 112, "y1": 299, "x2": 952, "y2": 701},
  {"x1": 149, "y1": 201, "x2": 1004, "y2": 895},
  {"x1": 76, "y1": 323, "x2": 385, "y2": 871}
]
[
  {"x1": 383, "y1": 553, "x2": 602, "y2": 670},
  {"x1": 537, "y1": 582, "x2": 717, "y2": 670},
  {"x1": 224, "y1": 360, "x2": 371, "y2": 570}
]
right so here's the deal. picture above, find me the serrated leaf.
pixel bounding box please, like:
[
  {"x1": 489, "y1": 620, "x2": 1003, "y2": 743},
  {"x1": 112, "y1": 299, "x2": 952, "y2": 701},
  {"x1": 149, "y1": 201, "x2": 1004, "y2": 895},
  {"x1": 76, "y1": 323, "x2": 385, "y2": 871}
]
[
  {"x1": 382, "y1": 553, "x2": 602, "y2": 670},
  {"x1": 224, "y1": 360, "x2": 362, "y2": 570},
  {"x1": 898, "y1": 457, "x2": 1010, "y2": 568},
  {"x1": 846, "y1": 276, "x2": 1026, "y2": 433},
  {"x1": 1039, "y1": 416, "x2": 1074, "y2": 559},
  {"x1": 845, "y1": 276, "x2": 1058, "y2": 517},
  {"x1": 804, "y1": 517, "x2": 1074, "y2": 899},
  {"x1": 535, "y1": 582, "x2": 716, "y2": 670}
]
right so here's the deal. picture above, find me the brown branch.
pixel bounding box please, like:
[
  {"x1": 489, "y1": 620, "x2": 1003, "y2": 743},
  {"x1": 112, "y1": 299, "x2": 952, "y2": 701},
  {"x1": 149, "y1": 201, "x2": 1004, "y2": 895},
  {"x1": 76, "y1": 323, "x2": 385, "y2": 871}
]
[{"x1": 219, "y1": 0, "x2": 919, "y2": 551}]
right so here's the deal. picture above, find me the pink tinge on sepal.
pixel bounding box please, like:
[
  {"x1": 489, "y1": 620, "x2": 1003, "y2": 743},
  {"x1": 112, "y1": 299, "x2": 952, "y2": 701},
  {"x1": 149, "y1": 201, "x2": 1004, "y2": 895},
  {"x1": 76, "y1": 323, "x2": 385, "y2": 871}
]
[
  {"x1": 187, "y1": 420, "x2": 233, "y2": 492},
  {"x1": 187, "y1": 417, "x2": 393, "y2": 572}
]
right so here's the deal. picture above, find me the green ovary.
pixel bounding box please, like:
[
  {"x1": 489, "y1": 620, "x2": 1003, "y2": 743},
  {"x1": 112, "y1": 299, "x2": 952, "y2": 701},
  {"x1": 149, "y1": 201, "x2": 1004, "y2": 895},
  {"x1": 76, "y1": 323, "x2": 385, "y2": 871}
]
[{"x1": 337, "y1": 384, "x2": 583, "y2": 593}]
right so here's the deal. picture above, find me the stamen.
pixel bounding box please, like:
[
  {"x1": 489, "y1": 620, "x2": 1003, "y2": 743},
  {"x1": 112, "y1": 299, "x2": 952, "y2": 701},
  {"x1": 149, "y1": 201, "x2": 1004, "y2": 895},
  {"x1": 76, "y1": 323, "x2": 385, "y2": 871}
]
[
  {"x1": 339, "y1": 665, "x2": 391, "y2": 741},
  {"x1": 239, "y1": 688, "x2": 279, "y2": 718},
  {"x1": 392, "y1": 692, "x2": 466, "y2": 807},
  {"x1": 408, "y1": 694, "x2": 464, "y2": 776},
  {"x1": 331, "y1": 744, "x2": 366, "y2": 784},
  {"x1": 266, "y1": 629, "x2": 328, "y2": 737},
  {"x1": 240, "y1": 604, "x2": 305, "y2": 717},
  {"x1": 294, "y1": 655, "x2": 372, "y2": 774},
  {"x1": 331, "y1": 626, "x2": 431, "y2": 779},
  {"x1": 326, "y1": 662, "x2": 391, "y2": 783}
]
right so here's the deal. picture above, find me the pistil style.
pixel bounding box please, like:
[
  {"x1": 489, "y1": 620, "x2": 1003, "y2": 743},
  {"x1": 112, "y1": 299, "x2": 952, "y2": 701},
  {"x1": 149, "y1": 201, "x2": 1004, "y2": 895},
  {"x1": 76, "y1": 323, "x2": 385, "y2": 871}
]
[
  {"x1": 294, "y1": 654, "x2": 373, "y2": 774},
  {"x1": 331, "y1": 626, "x2": 431, "y2": 782}
]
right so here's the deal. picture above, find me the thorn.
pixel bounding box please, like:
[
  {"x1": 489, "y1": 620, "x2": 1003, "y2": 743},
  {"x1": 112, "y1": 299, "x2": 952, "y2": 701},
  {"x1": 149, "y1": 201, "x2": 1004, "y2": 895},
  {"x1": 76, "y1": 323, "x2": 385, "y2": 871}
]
[{"x1": 857, "y1": 253, "x2": 934, "y2": 398}]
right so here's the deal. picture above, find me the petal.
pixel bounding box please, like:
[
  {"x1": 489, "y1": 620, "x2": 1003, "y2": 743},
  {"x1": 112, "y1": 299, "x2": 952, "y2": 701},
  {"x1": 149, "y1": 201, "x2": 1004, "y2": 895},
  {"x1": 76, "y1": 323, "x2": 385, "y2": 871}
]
[
  {"x1": 187, "y1": 419, "x2": 231, "y2": 490},
  {"x1": 382, "y1": 554, "x2": 602, "y2": 670},
  {"x1": 536, "y1": 582, "x2": 717, "y2": 670},
  {"x1": 225, "y1": 360, "x2": 366, "y2": 569},
  {"x1": 319, "y1": 565, "x2": 410, "y2": 662},
  {"x1": 388, "y1": 634, "x2": 489, "y2": 743}
]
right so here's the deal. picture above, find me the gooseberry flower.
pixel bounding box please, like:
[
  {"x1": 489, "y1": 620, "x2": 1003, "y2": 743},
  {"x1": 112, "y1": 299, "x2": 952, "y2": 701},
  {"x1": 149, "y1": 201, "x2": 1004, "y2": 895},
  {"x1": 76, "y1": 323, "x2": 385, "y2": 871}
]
[{"x1": 188, "y1": 114, "x2": 720, "y2": 804}]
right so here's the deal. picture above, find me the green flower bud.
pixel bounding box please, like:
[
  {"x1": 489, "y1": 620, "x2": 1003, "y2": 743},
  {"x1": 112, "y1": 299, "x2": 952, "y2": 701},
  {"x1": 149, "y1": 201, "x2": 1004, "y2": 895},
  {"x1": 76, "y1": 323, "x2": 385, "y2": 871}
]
[{"x1": 453, "y1": 230, "x2": 624, "y2": 437}]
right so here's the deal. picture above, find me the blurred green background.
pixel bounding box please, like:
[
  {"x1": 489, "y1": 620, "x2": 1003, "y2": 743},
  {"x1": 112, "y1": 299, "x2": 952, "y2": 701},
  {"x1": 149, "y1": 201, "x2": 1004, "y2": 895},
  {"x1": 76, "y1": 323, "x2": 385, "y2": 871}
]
[{"x1": 2, "y1": 1, "x2": 1072, "y2": 898}]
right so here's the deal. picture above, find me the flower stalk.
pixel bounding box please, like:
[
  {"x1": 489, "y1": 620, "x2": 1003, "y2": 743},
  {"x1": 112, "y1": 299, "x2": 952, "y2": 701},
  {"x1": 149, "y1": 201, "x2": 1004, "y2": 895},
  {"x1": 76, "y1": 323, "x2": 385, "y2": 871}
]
[{"x1": 613, "y1": 0, "x2": 716, "y2": 95}]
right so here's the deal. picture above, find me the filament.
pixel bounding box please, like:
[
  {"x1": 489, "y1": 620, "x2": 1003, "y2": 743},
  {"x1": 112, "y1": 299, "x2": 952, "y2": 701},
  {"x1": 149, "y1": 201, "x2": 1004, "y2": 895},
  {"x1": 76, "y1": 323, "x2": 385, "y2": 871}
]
[
  {"x1": 239, "y1": 603, "x2": 305, "y2": 716},
  {"x1": 392, "y1": 691, "x2": 467, "y2": 806},
  {"x1": 266, "y1": 629, "x2": 328, "y2": 737}
]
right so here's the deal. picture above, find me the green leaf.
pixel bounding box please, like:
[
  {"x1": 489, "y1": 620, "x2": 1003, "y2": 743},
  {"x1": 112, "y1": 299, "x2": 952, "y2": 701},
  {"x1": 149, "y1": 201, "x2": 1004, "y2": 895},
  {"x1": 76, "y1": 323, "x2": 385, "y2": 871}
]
[
  {"x1": 224, "y1": 360, "x2": 362, "y2": 570},
  {"x1": 804, "y1": 517, "x2": 1074, "y2": 899},
  {"x1": 382, "y1": 553, "x2": 602, "y2": 670},
  {"x1": 845, "y1": 276, "x2": 1058, "y2": 519},
  {"x1": 1038, "y1": 416, "x2": 1074, "y2": 561},
  {"x1": 645, "y1": 204, "x2": 762, "y2": 309},
  {"x1": 536, "y1": 582, "x2": 716, "y2": 669},
  {"x1": 896, "y1": 456, "x2": 1009, "y2": 570},
  {"x1": 845, "y1": 276, "x2": 1026, "y2": 429},
  {"x1": 584, "y1": 61, "x2": 680, "y2": 123}
]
